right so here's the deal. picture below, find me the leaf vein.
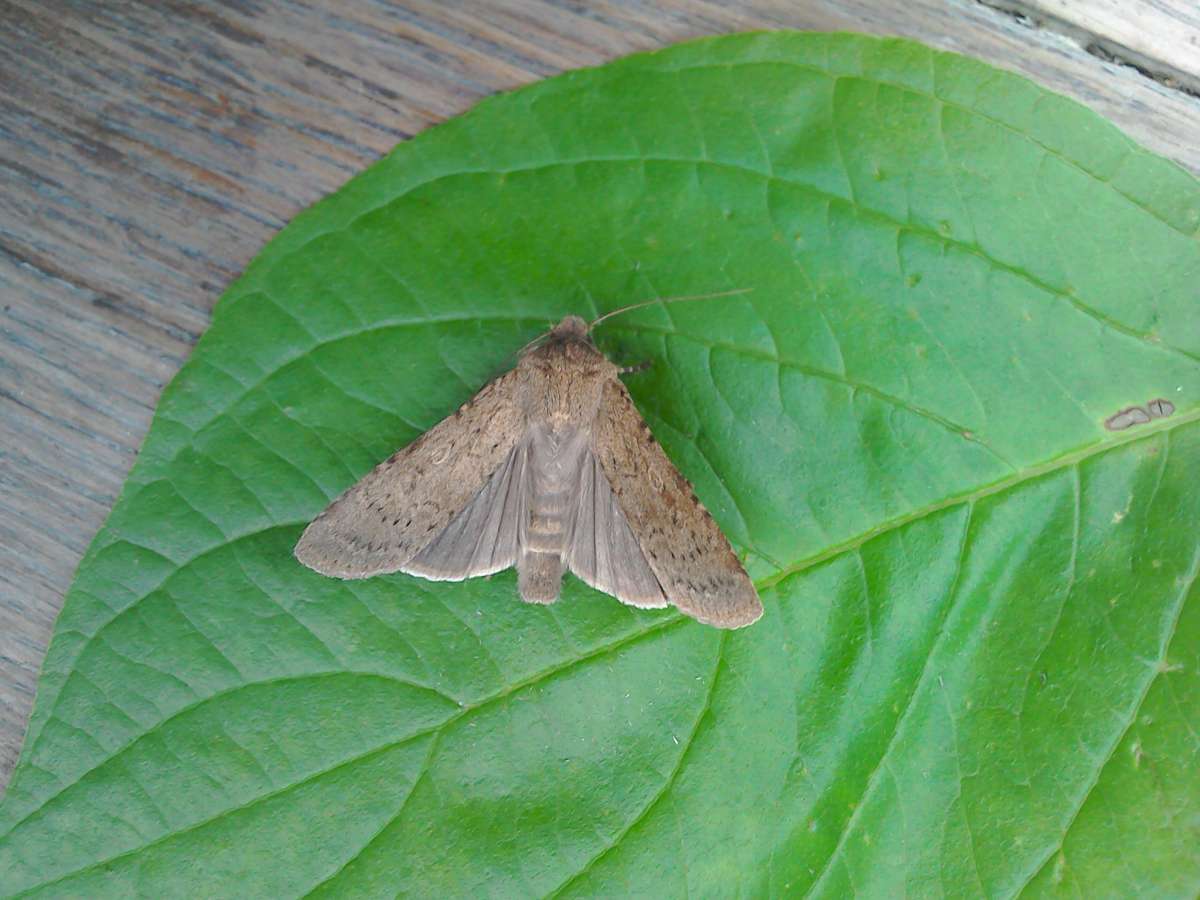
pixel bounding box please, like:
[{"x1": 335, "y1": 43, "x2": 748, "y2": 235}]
[
  {"x1": 1013, "y1": 537, "x2": 1200, "y2": 896},
  {"x1": 547, "y1": 631, "x2": 727, "y2": 898},
  {"x1": 802, "y1": 503, "x2": 974, "y2": 898},
  {"x1": 7, "y1": 620, "x2": 688, "y2": 894}
]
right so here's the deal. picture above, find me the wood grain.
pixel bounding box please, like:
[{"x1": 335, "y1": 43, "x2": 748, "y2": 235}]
[
  {"x1": 1000, "y1": 0, "x2": 1200, "y2": 92},
  {"x1": 2, "y1": 0, "x2": 1199, "y2": 793}
]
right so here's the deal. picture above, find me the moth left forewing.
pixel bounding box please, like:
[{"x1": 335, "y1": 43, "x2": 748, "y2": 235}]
[
  {"x1": 589, "y1": 378, "x2": 763, "y2": 628},
  {"x1": 295, "y1": 368, "x2": 526, "y2": 579}
]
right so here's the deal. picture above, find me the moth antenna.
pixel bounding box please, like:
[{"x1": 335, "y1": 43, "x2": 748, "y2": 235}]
[
  {"x1": 588, "y1": 287, "x2": 753, "y2": 332},
  {"x1": 515, "y1": 331, "x2": 550, "y2": 358}
]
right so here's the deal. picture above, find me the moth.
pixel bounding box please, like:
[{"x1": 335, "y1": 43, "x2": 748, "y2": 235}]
[{"x1": 294, "y1": 309, "x2": 763, "y2": 629}]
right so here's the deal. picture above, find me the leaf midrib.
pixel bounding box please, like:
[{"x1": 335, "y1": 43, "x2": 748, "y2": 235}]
[
  {"x1": 7, "y1": 410, "x2": 1194, "y2": 896},
  {"x1": 760, "y1": 409, "x2": 1195, "y2": 593},
  {"x1": 8, "y1": 616, "x2": 688, "y2": 896}
]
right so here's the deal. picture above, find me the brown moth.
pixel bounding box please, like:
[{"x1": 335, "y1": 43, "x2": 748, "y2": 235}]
[{"x1": 294, "y1": 312, "x2": 763, "y2": 628}]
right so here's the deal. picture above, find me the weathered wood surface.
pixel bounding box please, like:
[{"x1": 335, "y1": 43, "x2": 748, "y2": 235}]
[
  {"x1": 2, "y1": 0, "x2": 1199, "y2": 792},
  {"x1": 1001, "y1": 0, "x2": 1200, "y2": 93}
]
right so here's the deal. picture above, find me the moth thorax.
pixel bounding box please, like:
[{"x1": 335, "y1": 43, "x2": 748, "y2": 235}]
[
  {"x1": 528, "y1": 369, "x2": 592, "y2": 430},
  {"x1": 543, "y1": 382, "x2": 582, "y2": 428}
]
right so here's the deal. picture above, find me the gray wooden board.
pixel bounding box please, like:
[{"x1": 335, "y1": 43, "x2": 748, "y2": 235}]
[{"x1": 2, "y1": 0, "x2": 1199, "y2": 792}]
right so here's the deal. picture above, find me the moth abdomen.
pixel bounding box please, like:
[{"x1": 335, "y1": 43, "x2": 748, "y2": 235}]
[
  {"x1": 519, "y1": 550, "x2": 564, "y2": 604},
  {"x1": 526, "y1": 520, "x2": 567, "y2": 553}
]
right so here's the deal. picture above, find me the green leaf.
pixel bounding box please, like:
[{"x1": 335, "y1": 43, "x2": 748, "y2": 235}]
[{"x1": 2, "y1": 31, "x2": 1198, "y2": 898}]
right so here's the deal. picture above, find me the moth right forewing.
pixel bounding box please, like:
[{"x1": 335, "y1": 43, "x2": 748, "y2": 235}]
[
  {"x1": 294, "y1": 369, "x2": 526, "y2": 578},
  {"x1": 590, "y1": 378, "x2": 763, "y2": 628}
]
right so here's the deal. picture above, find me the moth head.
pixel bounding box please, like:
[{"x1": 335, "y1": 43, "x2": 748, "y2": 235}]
[
  {"x1": 518, "y1": 315, "x2": 597, "y2": 362},
  {"x1": 550, "y1": 315, "x2": 590, "y2": 341}
]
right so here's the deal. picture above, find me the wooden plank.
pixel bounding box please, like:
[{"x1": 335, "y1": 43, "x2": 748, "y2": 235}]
[
  {"x1": 999, "y1": 0, "x2": 1200, "y2": 92},
  {"x1": 2, "y1": 0, "x2": 1199, "y2": 793}
]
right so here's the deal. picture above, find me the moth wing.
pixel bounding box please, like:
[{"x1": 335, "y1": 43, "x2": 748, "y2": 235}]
[
  {"x1": 566, "y1": 452, "x2": 668, "y2": 609},
  {"x1": 590, "y1": 378, "x2": 762, "y2": 628},
  {"x1": 405, "y1": 439, "x2": 526, "y2": 580},
  {"x1": 295, "y1": 369, "x2": 525, "y2": 578}
]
